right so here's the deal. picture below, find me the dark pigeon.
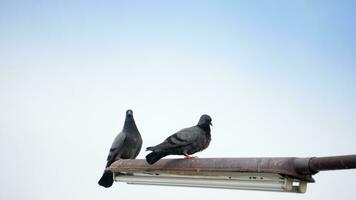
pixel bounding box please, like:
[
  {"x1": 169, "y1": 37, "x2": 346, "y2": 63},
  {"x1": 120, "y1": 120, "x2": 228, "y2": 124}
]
[
  {"x1": 146, "y1": 114, "x2": 212, "y2": 165},
  {"x1": 98, "y1": 109, "x2": 142, "y2": 188}
]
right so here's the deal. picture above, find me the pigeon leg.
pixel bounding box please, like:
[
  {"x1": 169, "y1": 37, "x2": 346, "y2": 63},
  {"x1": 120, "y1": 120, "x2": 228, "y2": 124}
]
[{"x1": 184, "y1": 153, "x2": 197, "y2": 159}]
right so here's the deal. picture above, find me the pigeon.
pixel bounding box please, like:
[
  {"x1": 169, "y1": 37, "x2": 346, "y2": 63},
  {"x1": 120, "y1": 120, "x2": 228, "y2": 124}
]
[
  {"x1": 146, "y1": 114, "x2": 212, "y2": 165},
  {"x1": 98, "y1": 109, "x2": 143, "y2": 188}
]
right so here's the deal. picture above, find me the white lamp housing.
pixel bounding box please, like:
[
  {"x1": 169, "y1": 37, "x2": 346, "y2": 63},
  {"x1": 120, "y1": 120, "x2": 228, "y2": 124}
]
[{"x1": 114, "y1": 172, "x2": 307, "y2": 193}]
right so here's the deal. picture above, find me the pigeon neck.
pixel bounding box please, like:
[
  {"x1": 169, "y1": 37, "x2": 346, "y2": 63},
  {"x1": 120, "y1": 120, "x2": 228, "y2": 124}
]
[
  {"x1": 197, "y1": 123, "x2": 211, "y2": 133},
  {"x1": 123, "y1": 117, "x2": 139, "y2": 132}
]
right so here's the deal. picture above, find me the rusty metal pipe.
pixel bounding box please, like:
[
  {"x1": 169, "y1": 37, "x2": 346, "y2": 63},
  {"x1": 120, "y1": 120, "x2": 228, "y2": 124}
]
[
  {"x1": 108, "y1": 154, "x2": 356, "y2": 183},
  {"x1": 309, "y1": 155, "x2": 356, "y2": 172}
]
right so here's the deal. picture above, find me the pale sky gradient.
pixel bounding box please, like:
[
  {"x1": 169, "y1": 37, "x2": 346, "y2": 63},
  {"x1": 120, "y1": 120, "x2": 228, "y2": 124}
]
[{"x1": 0, "y1": 1, "x2": 355, "y2": 199}]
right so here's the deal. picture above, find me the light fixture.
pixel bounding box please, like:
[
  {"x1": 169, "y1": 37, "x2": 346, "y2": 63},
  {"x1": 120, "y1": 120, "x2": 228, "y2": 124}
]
[
  {"x1": 114, "y1": 172, "x2": 307, "y2": 193},
  {"x1": 109, "y1": 155, "x2": 356, "y2": 193}
]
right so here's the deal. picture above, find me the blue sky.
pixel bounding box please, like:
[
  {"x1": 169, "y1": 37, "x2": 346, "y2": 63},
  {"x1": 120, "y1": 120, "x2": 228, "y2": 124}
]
[
  {"x1": 1, "y1": 1, "x2": 355, "y2": 99},
  {"x1": 1, "y1": 1, "x2": 356, "y2": 63},
  {"x1": 0, "y1": 1, "x2": 355, "y2": 200}
]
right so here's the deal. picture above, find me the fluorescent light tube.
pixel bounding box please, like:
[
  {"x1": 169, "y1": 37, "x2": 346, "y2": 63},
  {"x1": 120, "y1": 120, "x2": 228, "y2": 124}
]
[{"x1": 114, "y1": 172, "x2": 307, "y2": 193}]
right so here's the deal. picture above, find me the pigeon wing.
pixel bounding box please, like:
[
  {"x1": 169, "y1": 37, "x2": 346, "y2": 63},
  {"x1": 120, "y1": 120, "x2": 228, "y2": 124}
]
[
  {"x1": 106, "y1": 131, "x2": 126, "y2": 165},
  {"x1": 152, "y1": 127, "x2": 200, "y2": 150}
]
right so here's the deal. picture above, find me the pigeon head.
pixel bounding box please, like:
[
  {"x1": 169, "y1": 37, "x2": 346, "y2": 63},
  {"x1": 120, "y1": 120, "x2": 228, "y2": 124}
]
[
  {"x1": 123, "y1": 109, "x2": 138, "y2": 131},
  {"x1": 197, "y1": 114, "x2": 213, "y2": 126},
  {"x1": 126, "y1": 109, "x2": 133, "y2": 118}
]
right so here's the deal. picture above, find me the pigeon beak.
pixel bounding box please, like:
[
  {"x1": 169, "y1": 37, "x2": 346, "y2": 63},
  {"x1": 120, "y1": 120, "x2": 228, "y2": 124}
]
[{"x1": 210, "y1": 121, "x2": 213, "y2": 126}]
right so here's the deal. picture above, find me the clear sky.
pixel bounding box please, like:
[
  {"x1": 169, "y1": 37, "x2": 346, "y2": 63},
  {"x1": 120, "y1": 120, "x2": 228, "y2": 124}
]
[{"x1": 0, "y1": 0, "x2": 355, "y2": 199}]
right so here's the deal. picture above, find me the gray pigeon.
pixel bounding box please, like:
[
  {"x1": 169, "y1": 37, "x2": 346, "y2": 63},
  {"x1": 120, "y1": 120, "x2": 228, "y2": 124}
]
[
  {"x1": 98, "y1": 109, "x2": 142, "y2": 188},
  {"x1": 146, "y1": 114, "x2": 212, "y2": 165}
]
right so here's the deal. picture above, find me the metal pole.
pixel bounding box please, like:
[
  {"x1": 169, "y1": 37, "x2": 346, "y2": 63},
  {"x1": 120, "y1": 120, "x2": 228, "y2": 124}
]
[
  {"x1": 108, "y1": 154, "x2": 356, "y2": 183},
  {"x1": 309, "y1": 155, "x2": 356, "y2": 172}
]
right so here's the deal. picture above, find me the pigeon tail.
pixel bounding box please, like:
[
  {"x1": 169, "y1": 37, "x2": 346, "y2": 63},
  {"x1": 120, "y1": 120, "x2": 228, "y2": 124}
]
[
  {"x1": 146, "y1": 151, "x2": 169, "y2": 165},
  {"x1": 98, "y1": 171, "x2": 114, "y2": 188}
]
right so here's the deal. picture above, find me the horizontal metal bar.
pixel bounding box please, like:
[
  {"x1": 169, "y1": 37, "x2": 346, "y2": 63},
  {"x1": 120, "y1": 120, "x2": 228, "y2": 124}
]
[
  {"x1": 309, "y1": 155, "x2": 356, "y2": 172},
  {"x1": 109, "y1": 157, "x2": 314, "y2": 182},
  {"x1": 108, "y1": 155, "x2": 356, "y2": 183}
]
